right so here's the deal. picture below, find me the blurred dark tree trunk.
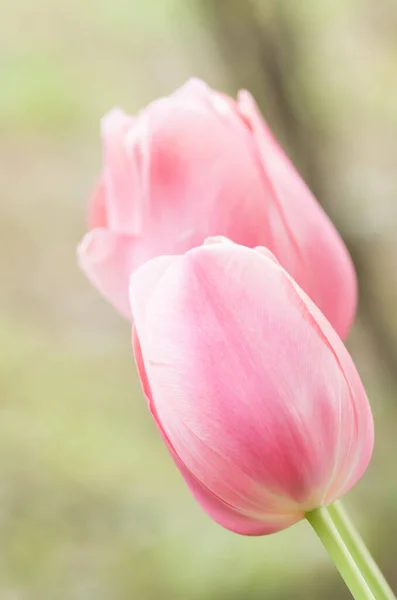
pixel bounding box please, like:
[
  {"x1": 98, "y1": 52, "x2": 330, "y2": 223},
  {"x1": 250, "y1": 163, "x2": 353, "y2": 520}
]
[{"x1": 198, "y1": 0, "x2": 397, "y2": 378}]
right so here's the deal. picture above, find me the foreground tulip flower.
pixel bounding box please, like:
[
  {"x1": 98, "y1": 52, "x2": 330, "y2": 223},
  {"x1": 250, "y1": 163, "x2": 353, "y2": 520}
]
[
  {"x1": 130, "y1": 238, "x2": 373, "y2": 537},
  {"x1": 78, "y1": 79, "x2": 356, "y2": 338},
  {"x1": 129, "y1": 240, "x2": 392, "y2": 600}
]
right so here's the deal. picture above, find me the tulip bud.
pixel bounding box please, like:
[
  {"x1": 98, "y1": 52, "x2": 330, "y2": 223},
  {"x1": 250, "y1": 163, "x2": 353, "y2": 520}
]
[
  {"x1": 129, "y1": 239, "x2": 373, "y2": 536},
  {"x1": 78, "y1": 79, "x2": 356, "y2": 338}
]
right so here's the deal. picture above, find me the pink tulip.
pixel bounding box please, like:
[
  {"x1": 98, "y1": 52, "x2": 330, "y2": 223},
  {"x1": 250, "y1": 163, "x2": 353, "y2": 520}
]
[
  {"x1": 78, "y1": 79, "x2": 356, "y2": 338},
  {"x1": 130, "y1": 239, "x2": 373, "y2": 536}
]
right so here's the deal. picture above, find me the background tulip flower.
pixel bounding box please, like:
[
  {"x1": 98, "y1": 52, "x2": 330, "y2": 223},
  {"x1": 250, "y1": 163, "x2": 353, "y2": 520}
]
[
  {"x1": 129, "y1": 239, "x2": 373, "y2": 537},
  {"x1": 78, "y1": 79, "x2": 356, "y2": 338}
]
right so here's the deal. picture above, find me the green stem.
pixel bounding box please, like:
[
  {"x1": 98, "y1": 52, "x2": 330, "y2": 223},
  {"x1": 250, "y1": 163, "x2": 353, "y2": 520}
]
[
  {"x1": 328, "y1": 501, "x2": 395, "y2": 600},
  {"x1": 306, "y1": 505, "x2": 375, "y2": 599}
]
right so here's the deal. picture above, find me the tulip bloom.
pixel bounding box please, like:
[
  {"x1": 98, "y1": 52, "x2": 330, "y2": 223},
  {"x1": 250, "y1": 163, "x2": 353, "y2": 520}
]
[
  {"x1": 130, "y1": 239, "x2": 373, "y2": 536},
  {"x1": 78, "y1": 79, "x2": 356, "y2": 338}
]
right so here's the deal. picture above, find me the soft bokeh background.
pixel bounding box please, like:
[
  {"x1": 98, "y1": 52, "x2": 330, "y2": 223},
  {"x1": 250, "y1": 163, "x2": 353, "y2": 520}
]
[{"x1": 1, "y1": 1, "x2": 397, "y2": 598}]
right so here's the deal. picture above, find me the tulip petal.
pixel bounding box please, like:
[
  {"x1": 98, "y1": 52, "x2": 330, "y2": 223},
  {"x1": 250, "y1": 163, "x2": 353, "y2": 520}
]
[
  {"x1": 173, "y1": 79, "x2": 251, "y2": 140},
  {"x1": 101, "y1": 109, "x2": 144, "y2": 235},
  {"x1": 87, "y1": 177, "x2": 108, "y2": 229},
  {"x1": 237, "y1": 90, "x2": 357, "y2": 338},
  {"x1": 132, "y1": 329, "x2": 301, "y2": 535},
  {"x1": 123, "y1": 96, "x2": 271, "y2": 259},
  {"x1": 78, "y1": 228, "x2": 138, "y2": 318},
  {"x1": 171, "y1": 78, "x2": 215, "y2": 112},
  {"x1": 129, "y1": 253, "x2": 179, "y2": 335}
]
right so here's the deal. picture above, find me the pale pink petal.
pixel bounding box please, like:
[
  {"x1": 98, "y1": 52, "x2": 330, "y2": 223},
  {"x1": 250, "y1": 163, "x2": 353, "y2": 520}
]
[
  {"x1": 128, "y1": 98, "x2": 271, "y2": 259},
  {"x1": 78, "y1": 228, "x2": 138, "y2": 318},
  {"x1": 101, "y1": 109, "x2": 143, "y2": 235},
  {"x1": 87, "y1": 177, "x2": 108, "y2": 229},
  {"x1": 129, "y1": 253, "x2": 179, "y2": 337},
  {"x1": 173, "y1": 78, "x2": 251, "y2": 140},
  {"x1": 132, "y1": 330, "x2": 301, "y2": 535},
  {"x1": 237, "y1": 90, "x2": 357, "y2": 339},
  {"x1": 171, "y1": 78, "x2": 215, "y2": 110}
]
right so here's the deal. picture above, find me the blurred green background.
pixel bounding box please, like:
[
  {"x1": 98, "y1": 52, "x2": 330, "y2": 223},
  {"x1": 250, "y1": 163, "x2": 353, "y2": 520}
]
[{"x1": 1, "y1": 0, "x2": 397, "y2": 598}]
